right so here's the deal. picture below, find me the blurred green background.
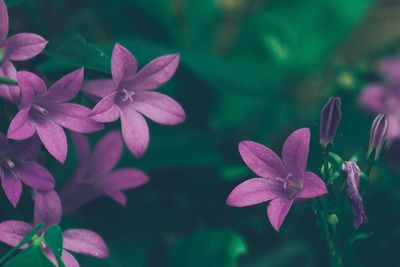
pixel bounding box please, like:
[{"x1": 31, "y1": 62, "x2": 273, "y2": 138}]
[{"x1": 1, "y1": 0, "x2": 400, "y2": 266}]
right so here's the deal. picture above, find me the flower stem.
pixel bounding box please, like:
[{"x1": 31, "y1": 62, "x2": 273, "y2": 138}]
[{"x1": 0, "y1": 76, "x2": 18, "y2": 85}]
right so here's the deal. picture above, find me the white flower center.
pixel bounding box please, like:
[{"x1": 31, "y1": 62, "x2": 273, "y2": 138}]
[{"x1": 120, "y1": 88, "x2": 135, "y2": 102}]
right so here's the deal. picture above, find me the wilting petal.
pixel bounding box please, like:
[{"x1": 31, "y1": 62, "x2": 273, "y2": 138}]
[
  {"x1": 82, "y1": 79, "x2": 115, "y2": 100},
  {"x1": 282, "y1": 128, "x2": 310, "y2": 173},
  {"x1": 46, "y1": 103, "x2": 103, "y2": 133},
  {"x1": 267, "y1": 198, "x2": 293, "y2": 231},
  {"x1": 34, "y1": 189, "x2": 61, "y2": 226},
  {"x1": 87, "y1": 131, "x2": 123, "y2": 175},
  {"x1": 227, "y1": 178, "x2": 284, "y2": 207},
  {"x1": 297, "y1": 172, "x2": 327, "y2": 199},
  {"x1": 2, "y1": 170, "x2": 22, "y2": 207},
  {"x1": 61, "y1": 250, "x2": 80, "y2": 267},
  {"x1": 111, "y1": 43, "x2": 137, "y2": 86},
  {"x1": 46, "y1": 68, "x2": 84, "y2": 102},
  {"x1": 70, "y1": 132, "x2": 91, "y2": 164},
  {"x1": 63, "y1": 229, "x2": 109, "y2": 258},
  {"x1": 17, "y1": 71, "x2": 47, "y2": 106},
  {"x1": 7, "y1": 108, "x2": 36, "y2": 140},
  {"x1": 360, "y1": 84, "x2": 386, "y2": 113},
  {"x1": 35, "y1": 118, "x2": 67, "y2": 163},
  {"x1": 89, "y1": 93, "x2": 119, "y2": 123},
  {"x1": 120, "y1": 107, "x2": 149, "y2": 158},
  {"x1": 16, "y1": 161, "x2": 55, "y2": 190},
  {"x1": 0, "y1": 220, "x2": 32, "y2": 247},
  {"x1": 123, "y1": 54, "x2": 179, "y2": 91},
  {"x1": 238, "y1": 141, "x2": 285, "y2": 179},
  {"x1": 98, "y1": 169, "x2": 149, "y2": 191},
  {"x1": 132, "y1": 91, "x2": 185, "y2": 125},
  {"x1": 0, "y1": 61, "x2": 19, "y2": 103},
  {"x1": 4, "y1": 33, "x2": 47, "y2": 61},
  {"x1": 0, "y1": 0, "x2": 8, "y2": 43}
]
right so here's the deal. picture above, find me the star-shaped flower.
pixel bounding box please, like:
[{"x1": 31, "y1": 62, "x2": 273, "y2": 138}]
[
  {"x1": 83, "y1": 43, "x2": 186, "y2": 157},
  {"x1": 0, "y1": 189, "x2": 109, "y2": 267},
  {"x1": 7, "y1": 69, "x2": 103, "y2": 163},
  {"x1": 0, "y1": 132, "x2": 54, "y2": 207},
  {"x1": 0, "y1": 0, "x2": 47, "y2": 102},
  {"x1": 60, "y1": 131, "x2": 149, "y2": 214},
  {"x1": 226, "y1": 128, "x2": 328, "y2": 231}
]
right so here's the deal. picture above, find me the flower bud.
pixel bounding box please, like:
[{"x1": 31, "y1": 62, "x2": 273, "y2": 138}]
[
  {"x1": 342, "y1": 161, "x2": 367, "y2": 228},
  {"x1": 320, "y1": 97, "x2": 342, "y2": 147},
  {"x1": 367, "y1": 113, "x2": 389, "y2": 162}
]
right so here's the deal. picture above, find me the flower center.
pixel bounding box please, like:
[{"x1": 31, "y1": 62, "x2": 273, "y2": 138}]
[
  {"x1": 277, "y1": 173, "x2": 303, "y2": 200},
  {"x1": 31, "y1": 104, "x2": 49, "y2": 116},
  {"x1": 120, "y1": 88, "x2": 135, "y2": 102},
  {"x1": 0, "y1": 156, "x2": 15, "y2": 169}
]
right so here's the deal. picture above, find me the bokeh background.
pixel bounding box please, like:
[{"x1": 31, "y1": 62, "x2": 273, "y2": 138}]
[{"x1": 1, "y1": 0, "x2": 400, "y2": 266}]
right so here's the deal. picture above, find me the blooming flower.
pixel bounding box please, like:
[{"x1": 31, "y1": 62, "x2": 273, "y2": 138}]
[
  {"x1": 0, "y1": 0, "x2": 47, "y2": 102},
  {"x1": 342, "y1": 161, "x2": 367, "y2": 228},
  {"x1": 7, "y1": 69, "x2": 103, "y2": 163},
  {"x1": 360, "y1": 54, "x2": 400, "y2": 140},
  {"x1": 83, "y1": 43, "x2": 186, "y2": 158},
  {"x1": 226, "y1": 128, "x2": 328, "y2": 231},
  {"x1": 367, "y1": 113, "x2": 389, "y2": 161},
  {"x1": 60, "y1": 131, "x2": 149, "y2": 214},
  {"x1": 320, "y1": 96, "x2": 341, "y2": 147},
  {"x1": 0, "y1": 189, "x2": 109, "y2": 267},
  {"x1": 0, "y1": 132, "x2": 54, "y2": 207}
]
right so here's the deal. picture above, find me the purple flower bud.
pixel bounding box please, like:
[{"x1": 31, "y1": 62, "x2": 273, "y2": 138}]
[
  {"x1": 368, "y1": 113, "x2": 389, "y2": 161},
  {"x1": 342, "y1": 161, "x2": 367, "y2": 228},
  {"x1": 320, "y1": 97, "x2": 341, "y2": 147}
]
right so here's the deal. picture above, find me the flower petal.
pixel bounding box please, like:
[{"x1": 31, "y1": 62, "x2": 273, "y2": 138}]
[
  {"x1": 82, "y1": 79, "x2": 115, "y2": 101},
  {"x1": 387, "y1": 113, "x2": 400, "y2": 140},
  {"x1": 297, "y1": 172, "x2": 327, "y2": 199},
  {"x1": 359, "y1": 84, "x2": 386, "y2": 113},
  {"x1": 63, "y1": 229, "x2": 109, "y2": 258},
  {"x1": 267, "y1": 198, "x2": 293, "y2": 231},
  {"x1": 4, "y1": 33, "x2": 47, "y2": 61},
  {"x1": 0, "y1": 61, "x2": 19, "y2": 103},
  {"x1": 17, "y1": 71, "x2": 47, "y2": 106},
  {"x1": 46, "y1": 103, "x2": 103, "y2": 133},
  {"x1": 46, "y1": 68, "x2": 84, "y2": 102},
  {"x1": 0, "y1": 0, "x2": 9, "y2": 43},
  {"x1": 282, "y1": 128, "x2": 310, "y2": 173},
  {"x1": 132, "y1": 91, "x2": 185, "y2": 125},
  {"x1": 120, "y1": 107, "x2": 149, "y2": 158},
  {"x1": 60, "y1": 180, "x2": 100, "y2": 215},
  {"x1": 101, "y1": 191, "x2": 126, "y2": 205},
  {"x1": 16, "y1": 161, "x2": 55, "y2": 190},
  {"x1": 70, "y1": 132, "x2": 91, "y2": 164},
  {"x1": 111, "y1": 43, "x2": 137, "y2": 86},
  {"x1": 87, "y1": 131, "x2": 123, "y2": 175},
  {"x1": 61, "y1": 250, "x2": 80, "y2": 267},
  {"x1": 35, "y1": 118, "x2": 67, "y2": 163},
  {"x1": 98, "y1": 168, "x2": 149, "y2": 191},
  {"x1": 238, "y1": 141, "x2": 285, "y2": 179},
  {"x1": 34, "y1": 189, "x2": 61, "y2": 226},
  {"x1": 7, "y1": 108, "x2": 36, "y2": 140},
  {"x1": 123, "y1": 54, "x2": 179, "y2": 91},
  {"x1": 0, "y1": 220, "x2": 32, "y2": 247},
  {"x1": 2, "y1": 170, "x2": 22, "y2": 207},
  {"x1": 12, "y1": 136, "x2": 41, "y2": 160},
  {"x1": 226, "y1": 178, "x2": 284, "y2": 207},
  {"x1": 89, "y1": 93, "x2": 120, "y2": 123}
]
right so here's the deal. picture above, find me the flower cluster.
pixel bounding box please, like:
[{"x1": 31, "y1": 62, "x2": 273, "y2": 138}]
[{"x1": 0, "y1": 1, "x2": 185, "y2": 266}]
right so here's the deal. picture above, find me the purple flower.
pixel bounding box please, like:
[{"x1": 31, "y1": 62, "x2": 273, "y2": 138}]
[
  {"x1": 0, "y1": 189, "x2": 109, "y2": 267},
  {"x1": 320, "y1": 96, "x2": 341, "y2": 147},
  {"x1": 0, "y1": 0, "x2": 47, "y2": 102},
  {"x1": 226, "y1": 128, "x2": 328, "y2": 231},
  {"x1": 7, "y1": 69, "x2": 103, "y2": 163},
  {"x1": 342, "y1": 161, "x2": 368, "y2": 228},
  {"x1": 60, "y1": 131, "x2": 149, "y2": 214},
  {"x1": 0, "y1": 132, "x2": 54, "y2": 207},
  {"x1": 360, "y1": 54, "x2": 400, "y2": 140},
  {"x1": 368, "y1": 113, "x2": 389, "y2": 161},
  {"x1": 83, "y1": 43, "x2": 186, "y2": 158}
]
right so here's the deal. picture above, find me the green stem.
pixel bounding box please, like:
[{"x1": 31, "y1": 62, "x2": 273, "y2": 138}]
[{"x1": 0, "y1": 77, "x2": 18, "y2": 86}]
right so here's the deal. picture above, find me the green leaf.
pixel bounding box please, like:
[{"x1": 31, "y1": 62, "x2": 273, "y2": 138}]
[
  {"x1": 167, "y1": 229, "x2": 247, "y2": 267},
  {"x1": 5, "y1": 0, "x2": 31, "y2": 7},
  {"x1": 43, "y1": 225, "x2": 64, "y2": 267},
  {"x1": 0, "y1": 77, "x2": 18, "y2": 86},
  {"x1": 44, "y1": 34, "x2": 111, "y2": 73},
  {"x1": 349, "y1": 232, "x2": 374, "y2": 244},
  {"x1": 3, "y1": 244, "x2": 54, "y2": 267}
]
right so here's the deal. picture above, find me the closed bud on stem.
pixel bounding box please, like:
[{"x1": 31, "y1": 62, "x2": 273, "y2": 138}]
[
  {"x1": 320, "y1": 97, "x2": 342, "y2": 147},
  {"x1": 367, "y1": 113, "x2": 389, "y2": 162}
]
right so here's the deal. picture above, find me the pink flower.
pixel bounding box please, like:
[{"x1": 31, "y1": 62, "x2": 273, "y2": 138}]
[
  {"x1": 7, "y1": 69, "x2": 103, "y2": 163},
  {"x1": 60, "y1": 131, "x2": 149, "y2": 214},
  {"x1": 0, "y1": 0, "x2": 47, "y2": 103},
  {"x1": 83, "y1": 43, "x2": 186, "y2": 158},
  {"x1": 226, "y1": 128, "x2": 328, "y2": 231}
]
